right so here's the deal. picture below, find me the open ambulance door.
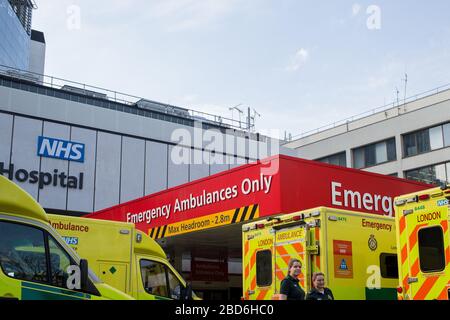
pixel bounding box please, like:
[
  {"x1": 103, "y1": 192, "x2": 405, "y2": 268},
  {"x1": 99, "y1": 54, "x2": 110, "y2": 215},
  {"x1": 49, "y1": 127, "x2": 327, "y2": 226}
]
[
  {"x1": 399, "y1": 201, "x2": 450, "y2": 300},
  {"x1": 273, "y1": 221, "x2": 310, "y2": 297}
]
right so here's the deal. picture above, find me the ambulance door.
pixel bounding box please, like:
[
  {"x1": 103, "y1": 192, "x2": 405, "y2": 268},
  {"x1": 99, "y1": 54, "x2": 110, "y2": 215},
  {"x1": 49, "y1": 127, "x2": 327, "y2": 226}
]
[
  {"x1": 400, "y1": 199, "x2": 450, "y2": 300},
  {"x1": 273, "y1": 222, "x2": 310, "y2": 295},
  {"x1": 243, "y1": 225, "x2": 275, "y2": 300},
  {"x1": 0, "y1": 219, "x2": 93, "y2": 300}
]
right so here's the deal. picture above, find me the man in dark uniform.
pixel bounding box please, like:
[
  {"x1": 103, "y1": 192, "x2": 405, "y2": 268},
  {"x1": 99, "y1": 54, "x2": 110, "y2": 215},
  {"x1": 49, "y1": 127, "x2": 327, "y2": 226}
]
[
  {"x1": 306, "y1": 272, "x2": 334, "y2": 300},
  {"x1": 280, "y1": 259, "x2": 305, "y2": 300}
]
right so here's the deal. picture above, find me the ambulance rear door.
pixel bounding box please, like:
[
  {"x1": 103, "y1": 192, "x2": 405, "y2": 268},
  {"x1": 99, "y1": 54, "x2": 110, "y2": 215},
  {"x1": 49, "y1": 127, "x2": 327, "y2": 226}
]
[
  {"x1": 398, "y1": 196, "x2": 450, "y2": 300},
  {"x1": 273, "y1": 221, "x2": 310, "y2": 295},
  {"x1": 243, "y1": 223, "x2": 275, "y2": 300}
]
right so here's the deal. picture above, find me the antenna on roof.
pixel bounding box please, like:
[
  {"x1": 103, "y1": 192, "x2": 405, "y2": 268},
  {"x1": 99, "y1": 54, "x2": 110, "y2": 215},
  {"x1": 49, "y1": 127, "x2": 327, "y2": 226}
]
[
  {"x1": 402, "y1": 73, "x2": 408, "y2": 105},
  {"x1": 395, "y1": 87, "x2": 400, "y2": 106},
  {"x1": 229, "y1": 104, "x2": 243, "y2": 128}
]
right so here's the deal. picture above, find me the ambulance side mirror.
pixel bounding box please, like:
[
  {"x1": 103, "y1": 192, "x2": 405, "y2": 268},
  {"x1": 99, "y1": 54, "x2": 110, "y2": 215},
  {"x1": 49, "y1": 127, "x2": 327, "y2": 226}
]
[
  {"x1": 80, "y1": 259, "x2": 89, "y2": 291},
  {"x1": 181, "y1": 283, "x2": 193, "y2": 301}
]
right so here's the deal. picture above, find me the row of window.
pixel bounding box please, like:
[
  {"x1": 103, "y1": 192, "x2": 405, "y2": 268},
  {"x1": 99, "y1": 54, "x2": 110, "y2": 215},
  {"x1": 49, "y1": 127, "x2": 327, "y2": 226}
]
[
  {"x1": 317, "y1": 122, "x2": 450, "y2": 171},
  {"x1": 404, "y1": 123, "x2": 450, "y2": 157},
  {"x1": 353, "y1": 138, "x2": 396, "y2": 169},
  {"x1": 405, "y1": 161, "x2": 450, "y2": 186}
]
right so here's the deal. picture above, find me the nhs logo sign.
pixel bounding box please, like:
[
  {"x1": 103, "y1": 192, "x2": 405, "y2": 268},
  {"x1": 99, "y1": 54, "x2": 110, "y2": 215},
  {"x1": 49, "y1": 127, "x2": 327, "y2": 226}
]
[{"x1": 38, "y1": 136, "x2": 85, "y2": 163}]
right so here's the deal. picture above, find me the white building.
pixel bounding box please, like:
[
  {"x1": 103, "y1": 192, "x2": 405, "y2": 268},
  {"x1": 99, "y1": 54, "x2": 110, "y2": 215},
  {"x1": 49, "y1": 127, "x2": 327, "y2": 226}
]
[{"x1": 284, "y1": 86, "x2": 450, "y2": 186}]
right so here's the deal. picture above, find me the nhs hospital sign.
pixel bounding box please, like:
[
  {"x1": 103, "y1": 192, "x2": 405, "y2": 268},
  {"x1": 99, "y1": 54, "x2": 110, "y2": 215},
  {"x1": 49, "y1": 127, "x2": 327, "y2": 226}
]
[{"x1": 38, "y1": 136, "x2": 85, "y2": 163}]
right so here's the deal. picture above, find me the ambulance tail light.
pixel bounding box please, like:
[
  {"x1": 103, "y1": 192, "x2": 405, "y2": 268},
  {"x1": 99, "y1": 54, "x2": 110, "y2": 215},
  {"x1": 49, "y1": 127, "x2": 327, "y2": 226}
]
[
  {"x1": 397, "y1": 286, "x2": 403, "y2": 294},
  {"x1": 445, "y1": 190, "x2": 450, "y2": 194},
  {"x1": 257, "y1": 224, "x2": 265, "y2": 229},
  {"x1": 418, "y1": 194, "x2": 430, "y2": 201},
  {"x1": 292, "y1": 215, "x2": 303, "y2": 222}
]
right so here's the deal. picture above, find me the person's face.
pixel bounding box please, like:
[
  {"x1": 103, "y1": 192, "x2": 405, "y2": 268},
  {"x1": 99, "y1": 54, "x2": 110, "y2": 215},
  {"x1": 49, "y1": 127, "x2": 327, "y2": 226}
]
[
  {"x1": 314, "y1": 275, "x2": 325, "y2": 289},
  {"x1": 289, "y1": 262, "x2": 302, "y2": 278}
]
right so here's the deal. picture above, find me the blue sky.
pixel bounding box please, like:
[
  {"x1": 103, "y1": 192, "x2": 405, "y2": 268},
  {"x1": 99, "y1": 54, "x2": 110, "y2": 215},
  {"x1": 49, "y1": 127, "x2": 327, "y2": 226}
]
[{"x1": 32, "y1": 0, "x2": 450, "y2": 139}]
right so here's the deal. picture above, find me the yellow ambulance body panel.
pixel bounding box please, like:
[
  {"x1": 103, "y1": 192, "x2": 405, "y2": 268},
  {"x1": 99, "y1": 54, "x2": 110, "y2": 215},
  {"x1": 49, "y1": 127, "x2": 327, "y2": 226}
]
[
  {"x1": 0, "y1": 176, "x2": 133, "y2": 300},
  {"x1": 243, "y1": 207, "x2": 398, "y2": 300},
  {"x1": 394, "y1": 185, "x2": 450, "y2": 300},
  {"x1": 48, "y1": 214, "x2": 197, "y2": 300}
]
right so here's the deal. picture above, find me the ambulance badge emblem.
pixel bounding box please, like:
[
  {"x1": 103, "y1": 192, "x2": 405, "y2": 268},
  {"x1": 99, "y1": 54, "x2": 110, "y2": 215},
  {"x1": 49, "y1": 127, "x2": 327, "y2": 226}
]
[{"x1": 368, "y1": 234, "x2": 378, "y2": 251}]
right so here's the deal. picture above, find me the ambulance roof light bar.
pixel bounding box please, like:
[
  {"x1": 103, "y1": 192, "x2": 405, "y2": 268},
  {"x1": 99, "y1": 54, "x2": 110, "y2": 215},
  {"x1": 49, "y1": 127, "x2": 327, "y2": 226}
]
[
  {"x1": 292, "y1": 214, "x2": 304, "y2": 222},
  {"x1": 267, "y1": 217, "x2": 282, "y2": 224},
  {"x1": 310, "y1": 211, "x2": 321, "y2": 217},
  {"x1": 395, "y1": 199, "x2": 407, "y2": 206},
  {"x1": 395, "y1": 196, "x2": 417, "y2": 206},
  {"x1": 418, "y1": 194, "x2": 430, "y2": 201}
]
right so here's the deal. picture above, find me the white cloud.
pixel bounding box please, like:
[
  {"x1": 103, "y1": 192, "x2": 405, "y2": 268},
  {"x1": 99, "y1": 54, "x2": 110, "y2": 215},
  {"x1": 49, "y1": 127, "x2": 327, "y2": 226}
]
[{"x1": 286, "y1": 48, "x2": 309, "y2": 72}]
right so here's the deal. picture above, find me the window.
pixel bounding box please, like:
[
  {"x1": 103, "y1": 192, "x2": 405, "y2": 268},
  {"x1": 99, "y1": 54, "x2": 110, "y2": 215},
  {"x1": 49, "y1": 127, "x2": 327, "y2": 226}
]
[
  {"x1": 316, "y1": 152, "x2": 347, "y2": 167},
  {"x1": 444, "y1": 123, "x2": 450, "y2": 147},
  {"x1": 167, "y1": 268, "x2": 183, "y2": 300},
  {"x1": 353, "y1": 138, "x2": 396, "y2": 169},
  {"x1": 48, "y1": 236, "x2": 74, "y2": 288},
  {"x1": 429, "y1": 126, "x2": 444, "y2": 150},
  {"x1": 0, "y1": 221, "x2": 48, "y2": 283},
  {"x1": 403, "y1": 124, "x2": 449, "y2": 157},
  {"x1": 140, "y1": 260, "x2": 184, "y2": 299},
  {"x1": 256, "y1": 250, "x2": 272, "y2": 287},
  {"x1": 0, "y1": 220, "x2": 94, "y2": 293},
  {"x1": 380, "y1": 253, "x2": 398, "y2": 278},
  {"x1": 140, "y1": 260, "x2": 168, "y2": 297},
  {"x1": 405, "y1": 162, "x2": 449, "y2": 186},
  {"x1": 418, "y1": 227, "x2": 445, "y2": 273}
]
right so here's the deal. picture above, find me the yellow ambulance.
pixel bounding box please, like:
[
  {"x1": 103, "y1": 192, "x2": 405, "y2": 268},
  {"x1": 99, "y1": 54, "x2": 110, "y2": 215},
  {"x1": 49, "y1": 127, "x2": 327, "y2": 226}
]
[
  {"x1": 0, "y1": 176, "x2": 133, "y2": 300},
  {"x1": 48, "y1": 214, "x2": 197, "y2": 300},
  {"x1": 394, "y1": 185, "x2": 450, "y2": 300},
  {"x1": 242, "y1": 207, "x2": 398, "y2": 300}
]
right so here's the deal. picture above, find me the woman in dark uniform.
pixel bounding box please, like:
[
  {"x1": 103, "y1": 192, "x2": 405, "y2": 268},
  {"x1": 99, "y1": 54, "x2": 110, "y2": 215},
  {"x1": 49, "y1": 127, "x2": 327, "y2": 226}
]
[
  {"x1": 279, "y1": 259, "x2": 305, "y2": 300},
  {"x1": 306, "y1": 272, "x2": 334, "y2": 300}
]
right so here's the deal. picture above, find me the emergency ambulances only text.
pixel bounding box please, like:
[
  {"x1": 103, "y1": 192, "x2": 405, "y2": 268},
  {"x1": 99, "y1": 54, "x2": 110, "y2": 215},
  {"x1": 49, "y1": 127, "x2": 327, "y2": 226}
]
[{"x1": 127, "y1": 174, "x2": 273, "y2": 225}]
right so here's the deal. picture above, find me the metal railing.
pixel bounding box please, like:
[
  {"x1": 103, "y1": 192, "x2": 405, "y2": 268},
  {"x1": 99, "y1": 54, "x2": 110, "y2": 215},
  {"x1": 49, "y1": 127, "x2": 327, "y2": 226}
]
[
  {"x1": 0, "y1": 64, "x2": 250, "y2": 131},
  {"x1": 288, "y1": 82, "x2": 450, "y2": 141}
]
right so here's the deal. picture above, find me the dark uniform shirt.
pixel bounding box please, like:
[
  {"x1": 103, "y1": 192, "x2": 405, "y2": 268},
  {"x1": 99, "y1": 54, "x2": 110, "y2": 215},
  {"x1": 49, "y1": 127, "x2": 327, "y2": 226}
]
[
  {"x1": 306, "y1": 288, "x2": 334, "y2": 300},
  {"x1": 280, "y1": 275, "x2": 305, "y2": 300}
]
